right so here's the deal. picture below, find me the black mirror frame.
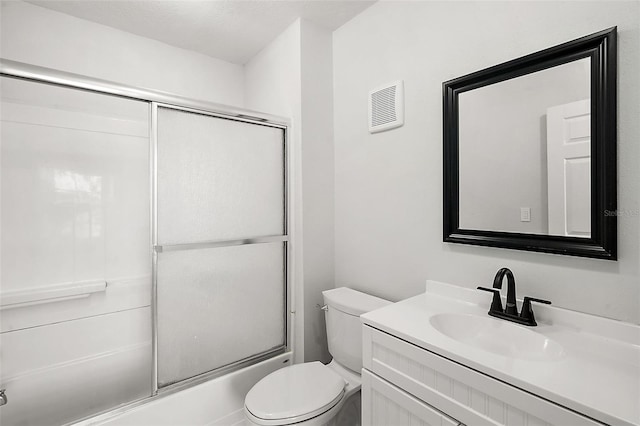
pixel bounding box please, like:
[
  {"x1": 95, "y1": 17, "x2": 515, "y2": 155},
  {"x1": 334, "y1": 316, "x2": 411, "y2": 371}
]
[{"x1": 443, "y1": 27, "x2": 617, "y2": 260}]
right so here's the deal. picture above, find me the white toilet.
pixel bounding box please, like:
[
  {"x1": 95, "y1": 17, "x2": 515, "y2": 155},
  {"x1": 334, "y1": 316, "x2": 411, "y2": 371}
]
[{"x1": 244, "y1": 287, "x2": 391, "y2": 426}]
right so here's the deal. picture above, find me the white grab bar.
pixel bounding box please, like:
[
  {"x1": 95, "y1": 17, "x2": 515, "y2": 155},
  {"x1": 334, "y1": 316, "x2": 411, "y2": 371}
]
[{"x1": 0, "y1": 280, "x2": 107, "y2": 310}]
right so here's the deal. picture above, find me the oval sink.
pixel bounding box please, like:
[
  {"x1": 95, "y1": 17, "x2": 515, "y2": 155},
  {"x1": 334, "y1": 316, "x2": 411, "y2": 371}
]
[{"x1": 429, "y1": 313, "x2": 565, "y2": 361}]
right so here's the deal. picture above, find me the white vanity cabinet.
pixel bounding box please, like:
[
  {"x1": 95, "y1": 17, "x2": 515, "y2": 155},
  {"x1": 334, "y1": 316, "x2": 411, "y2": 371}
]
[
  {"x1": 362, "y1": 369, "x2": 460, "y2": 426},
  {"x1": 361, "y1": 325, "x2": 605, "y2": 426}
]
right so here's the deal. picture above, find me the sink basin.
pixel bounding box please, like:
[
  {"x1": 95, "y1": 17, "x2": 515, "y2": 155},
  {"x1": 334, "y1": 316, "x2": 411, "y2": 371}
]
[{"x1": 429, "y1": 313, "x2": 565, "y2": 361}]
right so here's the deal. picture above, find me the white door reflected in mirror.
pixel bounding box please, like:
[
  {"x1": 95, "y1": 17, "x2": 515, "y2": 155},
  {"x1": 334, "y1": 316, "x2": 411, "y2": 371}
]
[{"x1": 547, "y1": 99, "x2": 591, "y2": 237}]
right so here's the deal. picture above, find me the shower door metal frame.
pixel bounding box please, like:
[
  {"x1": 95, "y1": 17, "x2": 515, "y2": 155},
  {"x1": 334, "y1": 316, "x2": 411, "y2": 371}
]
[
  {"x1": 150, "y1": 102, "x2": 290, "y2": 394},
  {"x1": 0, "y1": 58, "x2": 293, "y2": 419}
]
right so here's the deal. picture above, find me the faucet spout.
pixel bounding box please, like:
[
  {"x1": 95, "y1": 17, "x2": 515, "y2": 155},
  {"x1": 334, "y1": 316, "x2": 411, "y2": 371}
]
[{"x1": 492, "y1": 268, "x2": 518, "y2": 315}]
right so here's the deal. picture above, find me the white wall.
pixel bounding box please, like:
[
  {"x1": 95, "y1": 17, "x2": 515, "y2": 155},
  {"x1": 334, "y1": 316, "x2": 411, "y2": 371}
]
[
  {"x1": 245, "y1": 18, "x2": 334, "y2": 363},
  {"x1": 0, "y1": 1, "x2": 244, "y2": 106},
  {"x1": 244, "y1": 20, "x2": 305, "y2": 363},
  {"x1": 333, "y1": 1, "x2": 640, "y2": 324},
  {"x1": 300, "y1": 21, "x2": 334, "y2": 364}
]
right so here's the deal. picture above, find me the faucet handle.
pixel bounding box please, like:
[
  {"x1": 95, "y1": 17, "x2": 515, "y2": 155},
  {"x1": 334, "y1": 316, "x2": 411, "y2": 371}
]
[
  {"x1": 520, "y1": 296, "x2": 551, "y2": 326},
  {"x1": 477, "y1": 286, "x2": 503, "y2": 314}
]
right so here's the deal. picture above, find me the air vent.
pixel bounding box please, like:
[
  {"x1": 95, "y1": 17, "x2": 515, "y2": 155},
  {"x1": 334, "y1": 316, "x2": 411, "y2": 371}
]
[{"x1": 368, "y1": 80, "x2": 404, "y2": 133}]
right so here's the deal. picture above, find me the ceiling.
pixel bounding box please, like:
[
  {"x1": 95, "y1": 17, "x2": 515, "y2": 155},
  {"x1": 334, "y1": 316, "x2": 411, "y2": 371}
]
[{"x1": 26, "y1": 0, "x2": 375, "y2": 64}]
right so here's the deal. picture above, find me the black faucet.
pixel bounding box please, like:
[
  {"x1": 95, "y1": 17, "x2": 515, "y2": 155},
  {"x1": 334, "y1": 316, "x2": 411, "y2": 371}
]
[
  {"x1": 493, "y1": 267, "x2": 518, "y2": 315},
  {"x1": 477, "y1": 268, "x2": 551, "y2": 326}
]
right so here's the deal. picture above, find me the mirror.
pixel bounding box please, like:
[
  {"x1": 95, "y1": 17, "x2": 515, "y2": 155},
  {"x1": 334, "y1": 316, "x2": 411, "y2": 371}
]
[
  {"x1": 459, "y1": 58, "x2": 591, "y2": 237},
  {"x1": 443, "y1": 28, "x2": 617, "y2": 260}
]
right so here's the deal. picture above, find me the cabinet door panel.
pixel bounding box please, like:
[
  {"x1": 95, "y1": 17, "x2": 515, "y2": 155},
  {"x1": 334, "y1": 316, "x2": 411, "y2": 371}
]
[
  {"x1": 362, "y1": 369, "x2": 460, "y2": 426},
  {"x1": 363, "y1": 326, "x2": 603, "y2": 426}
]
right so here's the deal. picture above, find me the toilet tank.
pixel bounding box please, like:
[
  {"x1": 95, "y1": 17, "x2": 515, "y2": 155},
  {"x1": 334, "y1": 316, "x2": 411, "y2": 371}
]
[{"x1": 322, "y1": 287, "x2": 391, "y2": 373}]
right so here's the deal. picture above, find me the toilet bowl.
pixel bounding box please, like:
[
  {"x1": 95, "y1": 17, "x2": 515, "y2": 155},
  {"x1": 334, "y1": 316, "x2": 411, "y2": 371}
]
[
  {"x1": 244, "y1": 360, "x2": 360, "y2": 426},
  {"x1": 244, "y1": 288, "x2": 391, "y2": 426}
]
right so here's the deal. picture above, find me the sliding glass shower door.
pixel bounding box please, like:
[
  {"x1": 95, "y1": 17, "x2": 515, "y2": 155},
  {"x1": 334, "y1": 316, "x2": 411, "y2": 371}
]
[
  {"x1": 154, "y1": 106, "x2": 288, "y2": 388},
  {"x1": 0, "y1": 76, "x2": 152, "y2": 425},
  {"x1": 0, "y1": 61, "x2": 290, "y2": 425}
]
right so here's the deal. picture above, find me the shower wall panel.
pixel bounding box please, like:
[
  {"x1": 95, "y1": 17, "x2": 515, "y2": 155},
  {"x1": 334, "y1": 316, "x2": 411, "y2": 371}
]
[{"x1": 0, "y1": 77, "x2": 152, "y2": 425}]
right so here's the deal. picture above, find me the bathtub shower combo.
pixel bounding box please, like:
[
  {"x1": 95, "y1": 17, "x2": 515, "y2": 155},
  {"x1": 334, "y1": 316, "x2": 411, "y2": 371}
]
[{"x1": 0, "y1": 59, "x2": 291, "y2": 425}]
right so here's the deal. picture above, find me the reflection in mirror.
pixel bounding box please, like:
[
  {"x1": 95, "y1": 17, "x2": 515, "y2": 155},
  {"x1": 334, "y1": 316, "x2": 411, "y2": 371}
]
[
  {"x1": 443, "y1": 27, "x2": 617, "y2": 259},
  {"x1": 458, "y1": 57, "x2": 591, "y2": 237}
]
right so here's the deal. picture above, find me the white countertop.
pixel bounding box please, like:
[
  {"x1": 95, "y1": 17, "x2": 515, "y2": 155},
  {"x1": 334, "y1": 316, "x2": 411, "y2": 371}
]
[{"x1": 361, "y1": 280, "x2": 640, "y2": 426}]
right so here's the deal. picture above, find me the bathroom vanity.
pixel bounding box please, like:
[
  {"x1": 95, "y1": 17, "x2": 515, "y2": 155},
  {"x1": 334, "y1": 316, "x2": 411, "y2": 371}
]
[{"x1": 360, "y1": 281, "x2": 639, "y2": 426}]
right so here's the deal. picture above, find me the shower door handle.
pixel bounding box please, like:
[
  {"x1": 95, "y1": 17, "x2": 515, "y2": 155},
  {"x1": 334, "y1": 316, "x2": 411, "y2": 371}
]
[{"x1": 0, "y1": 389, "x2": 7, "y2": 406}]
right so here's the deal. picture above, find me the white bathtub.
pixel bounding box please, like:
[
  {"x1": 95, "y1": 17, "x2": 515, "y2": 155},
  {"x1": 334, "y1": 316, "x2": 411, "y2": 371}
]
[{"x1": 75, "y1": 353, "x2": 292, "y2": 426}]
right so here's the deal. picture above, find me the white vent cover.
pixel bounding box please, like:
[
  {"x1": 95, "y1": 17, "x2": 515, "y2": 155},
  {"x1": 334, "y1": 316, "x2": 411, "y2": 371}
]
[{"x1": 368, "y1": 80, "x2": 404, "y2": 133}]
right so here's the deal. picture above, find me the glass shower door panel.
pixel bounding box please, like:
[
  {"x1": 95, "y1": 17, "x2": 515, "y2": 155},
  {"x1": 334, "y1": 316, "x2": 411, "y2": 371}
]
[
  {"x1": 0, "y1": 77, "x2": 151, "y2": 425},
  {"x1": 155, "y1": 107, "x2": 287, "y2": 388},
  {"x1": 157, "y1": 107, "x2": 284, "y2": 244},
  {"x1": 156, "y1": 243, "x2": 285, "y2": 386}
]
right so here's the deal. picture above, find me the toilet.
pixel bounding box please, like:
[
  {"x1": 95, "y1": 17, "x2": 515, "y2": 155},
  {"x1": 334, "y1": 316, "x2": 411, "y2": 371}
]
[{"x1": 244, "y1": 287, "x2": 391, "y2": 426}]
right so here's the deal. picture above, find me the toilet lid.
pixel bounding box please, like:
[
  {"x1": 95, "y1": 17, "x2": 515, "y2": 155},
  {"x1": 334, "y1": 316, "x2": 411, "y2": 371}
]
[{"x1": 245, "y1": 362, "x2": 346, "y2": 423}]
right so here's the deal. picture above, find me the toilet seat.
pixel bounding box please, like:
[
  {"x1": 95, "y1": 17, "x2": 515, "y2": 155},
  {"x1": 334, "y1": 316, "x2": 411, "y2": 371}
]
[{"x1": 245, "y1": 362, "x2": 346, "y2": 425}]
